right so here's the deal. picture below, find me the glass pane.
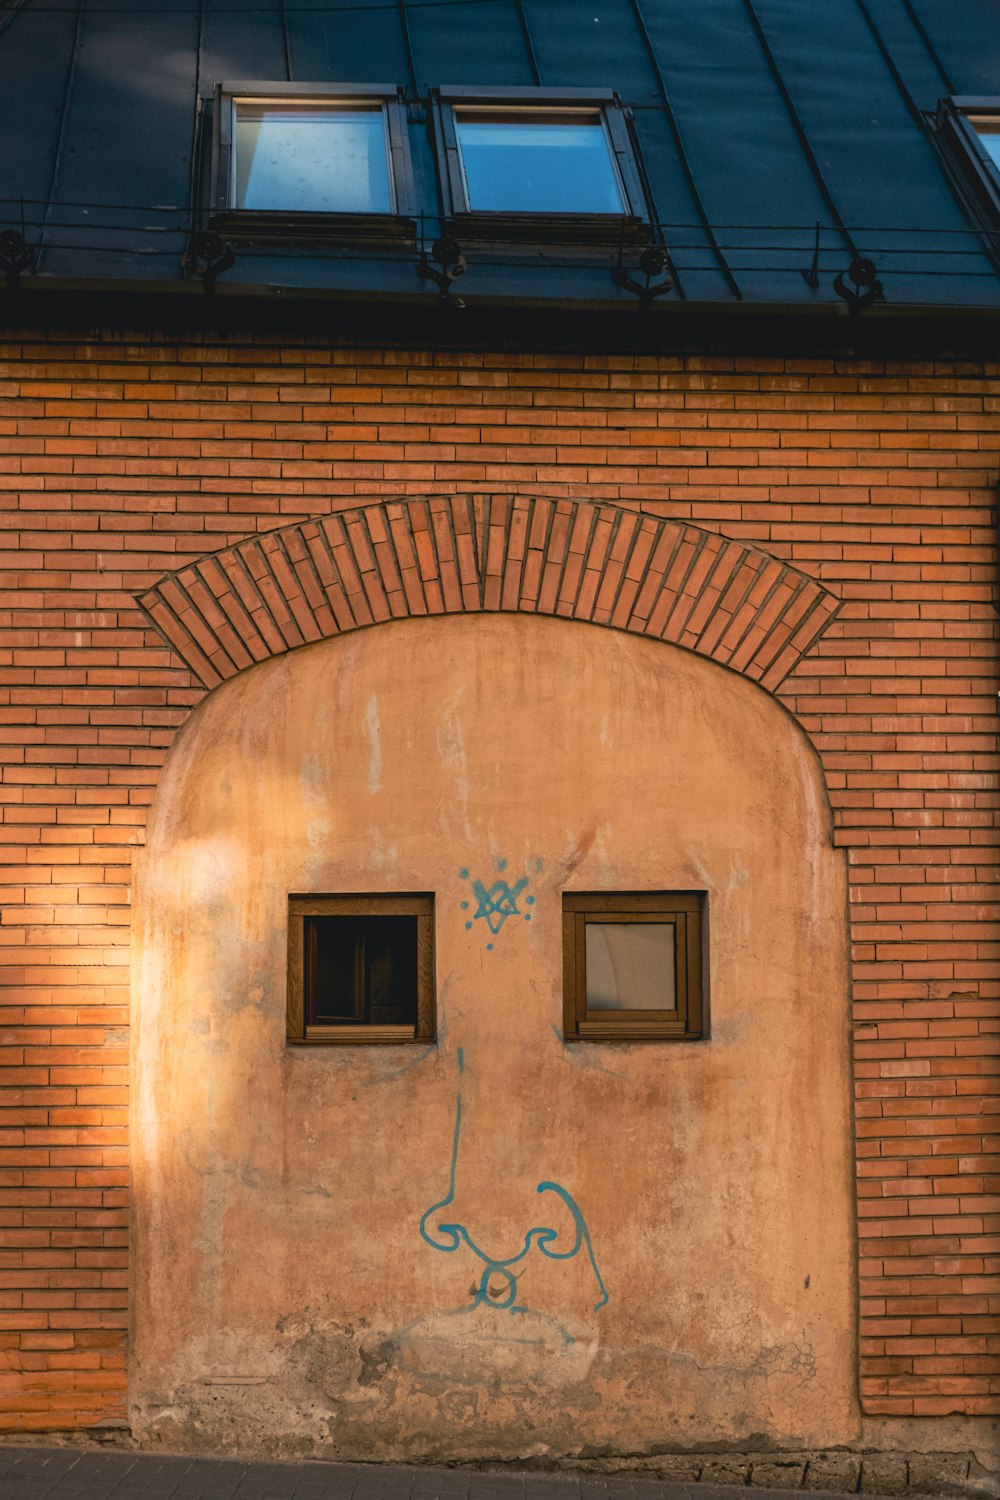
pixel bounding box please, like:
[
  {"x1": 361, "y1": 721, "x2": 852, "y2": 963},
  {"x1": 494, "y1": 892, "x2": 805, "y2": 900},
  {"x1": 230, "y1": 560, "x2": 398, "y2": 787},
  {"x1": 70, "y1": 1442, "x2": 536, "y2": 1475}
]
[
  {"x1": 585, "y1": 923, "x2": 675, "y2": 1012},
  {"x1": 307, "y1": 915, "x2": 417, "y2": 1026},
  {"x1": 307, "y1": 916, "x2": 361, "y2": 1023},
  {"x1": 363, "y1": 917, "x2": 418, "y2": 1027},
  {"x1": 234, "y1": 102, "x2": 391, "y2": 213},
  {"x1": 455, "y1": 111, "x2": 625, "y2": 214},
  {"x1": 971, "y1": 117, "x2": 1000, "y2": 170}
]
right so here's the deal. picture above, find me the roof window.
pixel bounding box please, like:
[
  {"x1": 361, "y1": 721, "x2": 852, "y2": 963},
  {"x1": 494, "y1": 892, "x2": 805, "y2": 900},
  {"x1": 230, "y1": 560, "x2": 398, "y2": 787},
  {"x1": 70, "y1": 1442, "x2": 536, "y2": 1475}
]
[
  {"x1": 210, "y1": 81, "x2": 415, "y2": 237},
  {"x1": 935, "y1": 97, "x2": 1000, "y2": 224},
  {"x1": 233, "y1": 100, "x2": 392, "y2": 214},
  {"x1": 433, "y1": 86, "x2": 650, "y2": 245},
  {"x1": 968, "y1": 114, "x2": 1000, "y2": 172},
  {"x1": 453, "y1": 108, "x2": 627, "y2": 215}
]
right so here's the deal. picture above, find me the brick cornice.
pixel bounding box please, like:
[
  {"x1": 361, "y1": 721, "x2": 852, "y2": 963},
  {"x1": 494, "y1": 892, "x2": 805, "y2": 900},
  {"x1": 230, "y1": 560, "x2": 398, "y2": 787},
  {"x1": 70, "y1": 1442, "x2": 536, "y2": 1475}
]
[{"x1": 137, "y1": 497, "x2": 841, "y2": 696}]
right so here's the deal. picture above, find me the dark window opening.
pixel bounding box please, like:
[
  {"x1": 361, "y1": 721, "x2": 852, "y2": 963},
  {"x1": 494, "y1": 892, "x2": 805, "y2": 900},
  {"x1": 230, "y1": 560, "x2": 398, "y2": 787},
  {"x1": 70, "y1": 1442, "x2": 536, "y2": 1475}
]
[
  {"x1": 287, "y1": 895, "x2": 434, "y2": 1045},
  {"x1": 307, "y1": 915, "x2": 417, "y2": 1027}
]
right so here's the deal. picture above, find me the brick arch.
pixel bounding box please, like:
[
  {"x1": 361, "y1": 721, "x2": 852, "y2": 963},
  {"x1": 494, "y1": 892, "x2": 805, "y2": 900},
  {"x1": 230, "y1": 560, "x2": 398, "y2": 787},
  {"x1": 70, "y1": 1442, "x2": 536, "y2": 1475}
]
[{"x1": 138, "y1": 496, "x2": 840, "y2": 695}]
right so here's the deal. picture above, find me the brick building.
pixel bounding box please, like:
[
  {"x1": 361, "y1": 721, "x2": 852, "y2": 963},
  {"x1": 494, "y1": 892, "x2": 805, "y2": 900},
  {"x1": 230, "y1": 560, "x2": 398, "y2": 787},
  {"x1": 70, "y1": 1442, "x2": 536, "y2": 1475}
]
[{"x1": 0, "y1": 0, "x2": 997, "y2": 1484}]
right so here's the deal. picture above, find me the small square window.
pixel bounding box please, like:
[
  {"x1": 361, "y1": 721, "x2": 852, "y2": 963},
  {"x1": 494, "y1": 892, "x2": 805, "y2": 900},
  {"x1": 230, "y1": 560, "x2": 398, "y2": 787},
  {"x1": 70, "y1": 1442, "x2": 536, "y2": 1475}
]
[
  {"x1": 433, "y1": 86, "x2": 650, "y2": 244},
  {"x1": 562, "y1": 893, "x2": 705, "y2": 1042},
  {"x1": 287, "y1": 894, "x2": 434, "y2": 1045},
  {"x1": 935, "y1": 97, "x2": 1000, "y2": 224},
  {"x1": 211, "y1": 81, "x2": 415, "y2": 236}
]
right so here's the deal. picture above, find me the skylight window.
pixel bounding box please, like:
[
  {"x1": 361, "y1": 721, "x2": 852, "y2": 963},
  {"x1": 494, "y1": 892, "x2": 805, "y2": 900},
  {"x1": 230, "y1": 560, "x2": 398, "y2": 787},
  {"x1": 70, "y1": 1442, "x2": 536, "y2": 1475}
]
[
  {"x1": 934, "y1": 97, "x2": 1000, "y2": 225},
  {"x1": 453, "y1": 108, "x2": 627, "y2": 215},
  {"x1": 233, "y1": 100, "x2": 392, "y2": 214},
  {"x1": 210, "y1": 82, "x2": 415, "y2": 229},
  {"x1": 432, "y1": 86, "x2": 650, "y2": 244},
  {"x1": 968, "y1": 114, "x2": 1000, "y2": 171}
]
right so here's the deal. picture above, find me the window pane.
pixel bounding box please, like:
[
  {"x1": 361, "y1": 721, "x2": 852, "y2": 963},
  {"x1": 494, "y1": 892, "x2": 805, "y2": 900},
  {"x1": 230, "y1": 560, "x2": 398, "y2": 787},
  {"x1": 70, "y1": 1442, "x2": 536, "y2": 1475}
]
[
  {"x1": 306, "y1": 915, "x2": 417, "y2": 1025},
  {"x1": 455, "y1": 112, "x2": 625, "y2": 214},
  {"x1": 585, "y1": 923, "x2": 675, "y2": 1011},
  {"x1": 234, "y1": 103, "x2": 391, "y2": 213},
  {"x1": 363, "y1": 917, "x2": 418, "y2": 1027},
  {"x1": 971, "y1": 117, "x2": 1000, "y2": 170},
  {"x1": 307, "y1": 916, "x2": 361, "y2": 1022}
]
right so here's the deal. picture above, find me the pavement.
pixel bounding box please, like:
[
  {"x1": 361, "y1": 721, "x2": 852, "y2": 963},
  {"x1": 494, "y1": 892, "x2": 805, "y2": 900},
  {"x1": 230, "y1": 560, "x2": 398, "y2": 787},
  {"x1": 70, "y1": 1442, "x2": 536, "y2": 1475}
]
[{"x1": 0, "y1": 1451, "x2": 873, "y2": 1500}]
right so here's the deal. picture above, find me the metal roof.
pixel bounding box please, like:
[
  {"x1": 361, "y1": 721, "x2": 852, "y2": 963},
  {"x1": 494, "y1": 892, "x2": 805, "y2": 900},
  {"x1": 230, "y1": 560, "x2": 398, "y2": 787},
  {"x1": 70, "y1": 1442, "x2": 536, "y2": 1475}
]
[{"x1": 2, "y1": 0, "x2": 1000, "y2": 319}]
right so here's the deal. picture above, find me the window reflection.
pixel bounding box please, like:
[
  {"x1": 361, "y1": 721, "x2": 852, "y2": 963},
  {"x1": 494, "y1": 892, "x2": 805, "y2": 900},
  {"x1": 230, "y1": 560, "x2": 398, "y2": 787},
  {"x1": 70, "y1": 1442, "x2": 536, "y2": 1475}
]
[
  {"x1": 970, "y1": 116, "x2": 1000, "y2": 170},
  {"x1": 585, "y1": 923, "x2": 676, "y2": 1012},
  {"x1": 234, "y1": 101, "x2": 391, "y2": 213},
  {"x1": 454, "y1": 109, "x2": 626, "y2": 214},
  {"x1": 307, "y1": 915, "x2": 418, "y2": 1027}
]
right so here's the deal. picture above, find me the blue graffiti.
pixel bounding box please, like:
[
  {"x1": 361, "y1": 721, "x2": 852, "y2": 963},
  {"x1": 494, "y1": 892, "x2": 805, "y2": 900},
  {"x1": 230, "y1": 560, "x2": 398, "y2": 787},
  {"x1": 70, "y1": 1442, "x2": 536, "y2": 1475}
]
[
  {"x1": 418, "y1": 1049, "x2": 609, "y2": 1315},
  {"x1": 472, "y1": 874, "x2": 528, "y2": 935},
  {"x1": 460, "y1": 859, "x2": 539, "y2": 942}
]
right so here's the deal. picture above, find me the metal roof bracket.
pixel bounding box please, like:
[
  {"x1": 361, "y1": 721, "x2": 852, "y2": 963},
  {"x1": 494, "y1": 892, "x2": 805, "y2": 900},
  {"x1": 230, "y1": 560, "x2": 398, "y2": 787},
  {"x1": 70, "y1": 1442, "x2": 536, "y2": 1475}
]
[
  {"x1": 613, "y1": 245, "x2": 675, "y2": 309},
  {"x1": 182, "y1": 231, "x2": 236, "y2": 292},
  {"x1": 833, "y1": 256, "x2": 885, "y2": 315},
  {"x1": 417, "y1": 236, "x2": 467, "y2": 306},
  {"x1": 0, "y1": 230, "x2": 36, "y2": 289}
]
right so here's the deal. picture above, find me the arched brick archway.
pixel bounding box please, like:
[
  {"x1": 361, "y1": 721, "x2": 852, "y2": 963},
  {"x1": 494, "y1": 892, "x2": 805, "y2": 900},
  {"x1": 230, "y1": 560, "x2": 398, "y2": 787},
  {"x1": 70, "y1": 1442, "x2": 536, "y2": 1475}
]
[
  {"x1": 137, "y1": 496, "x2": 841, "y2": 695},
  {"x1": 132, "y1": 605, "x2": 855, "y2": 1459},
  {"x1": 131, "y1": 494, "x2": 859, "y2": 1456}
]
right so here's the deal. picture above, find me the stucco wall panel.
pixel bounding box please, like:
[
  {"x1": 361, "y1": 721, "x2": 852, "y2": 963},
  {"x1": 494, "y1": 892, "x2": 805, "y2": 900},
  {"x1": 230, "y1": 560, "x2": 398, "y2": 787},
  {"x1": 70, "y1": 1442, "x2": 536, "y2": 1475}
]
[{"x1": 131, "y1": 612, "x2": 854, "y2": 1459}]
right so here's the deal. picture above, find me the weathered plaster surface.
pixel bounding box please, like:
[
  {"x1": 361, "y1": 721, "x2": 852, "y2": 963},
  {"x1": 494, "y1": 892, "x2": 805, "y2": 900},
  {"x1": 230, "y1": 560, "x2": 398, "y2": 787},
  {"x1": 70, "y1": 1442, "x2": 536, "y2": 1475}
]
[{"x1": 131, "y1": 614, "x2": 856, "y2": 1459}]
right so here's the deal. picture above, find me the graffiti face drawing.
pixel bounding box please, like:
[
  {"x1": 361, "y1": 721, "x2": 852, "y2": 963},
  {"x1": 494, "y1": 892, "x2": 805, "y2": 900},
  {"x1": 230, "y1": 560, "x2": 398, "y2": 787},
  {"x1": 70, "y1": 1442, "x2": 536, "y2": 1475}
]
[{"x1": 418, "y1": 1046, "x2": 608, "y2": 1319}]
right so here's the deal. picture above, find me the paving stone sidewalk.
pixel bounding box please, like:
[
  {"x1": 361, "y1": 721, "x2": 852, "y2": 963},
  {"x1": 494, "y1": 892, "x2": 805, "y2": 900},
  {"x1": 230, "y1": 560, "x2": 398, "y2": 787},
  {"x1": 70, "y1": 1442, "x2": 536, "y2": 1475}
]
[{"x1": 0, "y1": 1451, "x2": 885, "y2": 1500}]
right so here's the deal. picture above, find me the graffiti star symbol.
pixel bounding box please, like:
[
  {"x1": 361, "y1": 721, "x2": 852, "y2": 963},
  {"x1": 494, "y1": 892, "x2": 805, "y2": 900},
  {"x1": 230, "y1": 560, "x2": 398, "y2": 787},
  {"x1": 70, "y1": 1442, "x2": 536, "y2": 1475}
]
[{"x1": 472, "y1": 875, "x2": 529, "y2": 935}]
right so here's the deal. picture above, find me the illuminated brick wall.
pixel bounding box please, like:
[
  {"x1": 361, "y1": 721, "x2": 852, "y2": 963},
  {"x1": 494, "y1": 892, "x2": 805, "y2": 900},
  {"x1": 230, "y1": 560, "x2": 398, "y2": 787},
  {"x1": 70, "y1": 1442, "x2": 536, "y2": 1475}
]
[{"x1": 0, "y1": 332, "x2": 996, "y2": 1427}]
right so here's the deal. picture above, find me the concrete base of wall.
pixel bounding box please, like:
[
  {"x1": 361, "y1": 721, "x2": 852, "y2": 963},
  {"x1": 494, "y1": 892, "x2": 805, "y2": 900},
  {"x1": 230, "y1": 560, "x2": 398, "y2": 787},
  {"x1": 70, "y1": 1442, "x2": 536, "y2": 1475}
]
[
  {"x1": 546, "y1": 1450, "x2": 996, "y2": 1497},
  {"x1": 2, "y1": 1432, "x2": 995, "y2": 1499}
]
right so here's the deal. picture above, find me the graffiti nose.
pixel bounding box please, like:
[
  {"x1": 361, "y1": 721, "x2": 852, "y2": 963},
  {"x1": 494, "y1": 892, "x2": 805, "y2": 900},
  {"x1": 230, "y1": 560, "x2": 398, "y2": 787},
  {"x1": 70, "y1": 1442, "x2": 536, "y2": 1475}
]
[{"x1": 419, "y1": 1048, "x2": 609, "y2": 1317}]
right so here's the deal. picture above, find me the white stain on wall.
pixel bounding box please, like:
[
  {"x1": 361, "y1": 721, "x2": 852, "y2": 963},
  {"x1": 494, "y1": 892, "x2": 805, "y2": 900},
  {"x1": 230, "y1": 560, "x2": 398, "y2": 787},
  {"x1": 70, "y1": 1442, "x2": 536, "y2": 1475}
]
[{"x1": 364, "y1": 694, "x2": 383, "y2": 796}]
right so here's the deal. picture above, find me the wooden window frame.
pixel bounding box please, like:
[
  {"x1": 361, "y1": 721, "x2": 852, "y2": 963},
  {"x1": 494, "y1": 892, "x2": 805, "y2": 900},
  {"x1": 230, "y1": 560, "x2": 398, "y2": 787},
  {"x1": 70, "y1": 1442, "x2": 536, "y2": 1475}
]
[
  {"x1": 287, "y1": 894, "x2": 434, "y2": 1046},
  {"x1": 431, "y1": 85, "x2": 651, "y2": 247},
  {"x1": 562, "y1": 892, "x2": 706, "y2": 1042},
  {"x1": 209, "y1": 80, "x2": 417, "y2": 243}
]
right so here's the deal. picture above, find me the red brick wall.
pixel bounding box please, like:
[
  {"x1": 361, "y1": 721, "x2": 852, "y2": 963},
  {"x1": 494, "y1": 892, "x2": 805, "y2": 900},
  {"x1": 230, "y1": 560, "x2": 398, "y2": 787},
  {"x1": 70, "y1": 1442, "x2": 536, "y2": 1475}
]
[{"x1": 0, "y1": 332, "x2": 996, "y2": 1429}]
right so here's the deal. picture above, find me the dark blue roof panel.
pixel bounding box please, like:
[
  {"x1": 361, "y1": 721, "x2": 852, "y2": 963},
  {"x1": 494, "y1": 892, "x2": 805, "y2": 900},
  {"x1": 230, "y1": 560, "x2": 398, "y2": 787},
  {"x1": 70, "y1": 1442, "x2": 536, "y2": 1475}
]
[
  {"x1": 200, "y1": 4, "x2": 293, "y2": 85},
  {"x1": 0, "y1": 5, "x2": 81, "y2": 207},
  {"x1": 407, "y1": 0, "x2": 538, "y2": 90},
  {"x1": 286, "y1": 2, "x2": 416, "y2": 88},
  {"x1": 520, "y1": 0, "x2": 661, "y2": 95},
  {"x1": 909, "y1": 0, "x2": 999, "y2": 96},
  {"x1": 640, "y1": 1, "x2": 837, "y2": 234},
  {"x1": 1, "y1": 0, "x2": 999, "y2": 314}
]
